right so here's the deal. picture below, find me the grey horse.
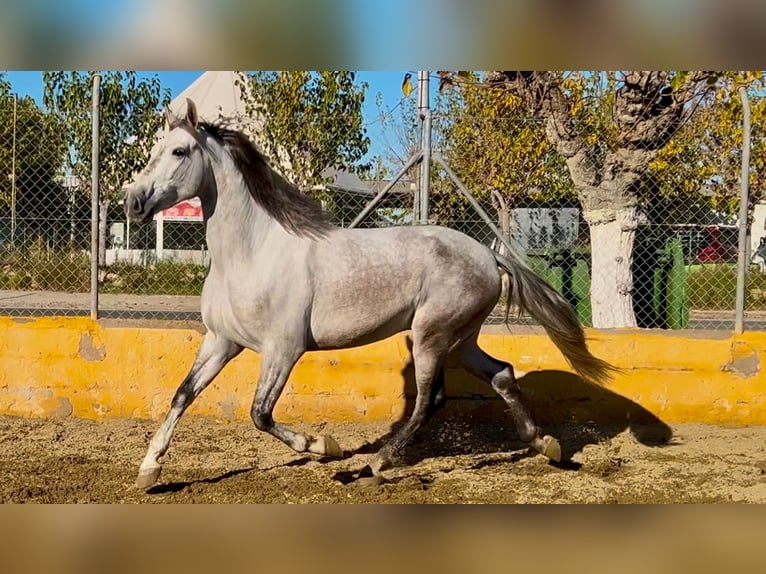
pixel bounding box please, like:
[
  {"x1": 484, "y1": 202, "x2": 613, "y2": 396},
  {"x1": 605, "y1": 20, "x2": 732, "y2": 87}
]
[{"x1": 122, "y1": 99, "x2": 617, "y2": 489}]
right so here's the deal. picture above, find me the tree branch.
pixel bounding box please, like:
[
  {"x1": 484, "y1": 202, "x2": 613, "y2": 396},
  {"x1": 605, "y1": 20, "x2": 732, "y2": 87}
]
[
  {"x1": 613, "y1": 71, "x2": 717, "y2": 150},
  {"x1": 483, "y1": 71, "x2": 601, "y2": 189}
]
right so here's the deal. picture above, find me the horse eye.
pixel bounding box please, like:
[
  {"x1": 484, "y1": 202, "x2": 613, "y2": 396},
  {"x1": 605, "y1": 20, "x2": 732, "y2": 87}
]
[{"x1": 172, "y1": 147, "x2": 187, "y2": 157}]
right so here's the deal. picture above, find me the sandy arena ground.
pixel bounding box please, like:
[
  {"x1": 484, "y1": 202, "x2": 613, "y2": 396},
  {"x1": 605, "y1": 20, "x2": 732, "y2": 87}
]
[{"x1": 1, "y1": 409, "x2": 765, "y2": 503}]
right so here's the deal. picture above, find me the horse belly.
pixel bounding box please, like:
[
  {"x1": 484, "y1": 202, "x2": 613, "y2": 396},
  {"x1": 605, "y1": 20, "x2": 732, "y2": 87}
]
[{"x1": 309, "y1": 296, "x2": 414, "y2": 350}]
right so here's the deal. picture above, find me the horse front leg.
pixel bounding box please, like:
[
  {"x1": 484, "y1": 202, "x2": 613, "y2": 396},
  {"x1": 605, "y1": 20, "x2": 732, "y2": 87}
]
[
  {"x1": 136, "y1": 331, "x2": 243, "y2": 489},
  {"x1": 250, "y1": 350, "x2": 344, "y2": 459}
]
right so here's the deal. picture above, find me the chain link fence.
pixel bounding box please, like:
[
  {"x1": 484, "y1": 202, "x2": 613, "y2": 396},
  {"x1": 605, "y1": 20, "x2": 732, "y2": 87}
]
[
  {"x1": 1, "y1": 76, "x2": 764, "y2": 331},
  {"x1": 0, "y1": 93, "x2": 91, "y2": 316}
]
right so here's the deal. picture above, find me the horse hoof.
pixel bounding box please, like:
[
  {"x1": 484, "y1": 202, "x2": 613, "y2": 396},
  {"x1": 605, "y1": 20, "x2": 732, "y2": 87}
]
[
  {"x1": 310, "y1": 435, "x2": 344, "y2": 458},
  {"x1": 541, "y1": 435, "x2": 562, "y2": 462},
  {"x1": 322, "y1": 435, "x2": 344, "y2": 458},
  {"x1": 355, "y1": 465, "x2": 384, "y2": 487},
  {"x1": 136, "y1": 465, "x2": 162, "y2": 490}
]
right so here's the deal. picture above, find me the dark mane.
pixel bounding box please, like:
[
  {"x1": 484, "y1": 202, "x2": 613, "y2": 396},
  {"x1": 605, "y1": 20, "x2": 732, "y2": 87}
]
[{"x1": 198, "y1": 121, "x2": 333, "y2": 239}]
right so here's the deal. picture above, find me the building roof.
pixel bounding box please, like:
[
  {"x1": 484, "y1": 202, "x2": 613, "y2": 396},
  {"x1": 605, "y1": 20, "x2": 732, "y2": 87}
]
[{"x1": 166, "y1": 71, "x2": 260, "y2": 136}]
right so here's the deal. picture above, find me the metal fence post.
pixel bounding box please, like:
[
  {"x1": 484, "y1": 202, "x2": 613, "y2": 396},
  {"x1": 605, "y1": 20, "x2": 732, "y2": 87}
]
[
  {"x1": 734, "y1": 85, "x2": 751, "y2": 334},
  {"x1": 10, "y1": 93, "x2": 17, "y2": 249},
  {"x1": 417, "y1": 71, "x2": 431, "y2": 225},
  {"x1": 347, "y1": 151, "x2": 422, "y2": 228},
  {"x1": 90, "y1": 73, "x2": 101, "y2": 320}
]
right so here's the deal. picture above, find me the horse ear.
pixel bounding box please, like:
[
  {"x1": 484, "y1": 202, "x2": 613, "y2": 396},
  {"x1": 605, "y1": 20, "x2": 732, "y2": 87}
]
[
  {"x1": 185, "y1": 98, "x2": 199, "y2": 127},
  {"x1": 164, "y1": 105, "x2": 178, "y2": 130}
]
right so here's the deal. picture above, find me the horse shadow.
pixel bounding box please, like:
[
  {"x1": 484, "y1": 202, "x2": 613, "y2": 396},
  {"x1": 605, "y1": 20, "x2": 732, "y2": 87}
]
[
  {"x1": 350, "y1": 342, "x2": 674, "y2": 470},
  {"x1": 145, "y1": 456, "x2": 322, "y2": 495}
]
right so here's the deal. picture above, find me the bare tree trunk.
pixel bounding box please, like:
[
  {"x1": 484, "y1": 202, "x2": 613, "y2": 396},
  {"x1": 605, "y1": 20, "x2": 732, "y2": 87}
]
[
  {"x1": 98, "y1": 198, "x2": 108, "y2": 267},
  {"x1": 583, "y1": 206, "x2": 638, "y2": 328},
  {"x1": 567, "y1": 149, "x2": 644, "y2": 329}
]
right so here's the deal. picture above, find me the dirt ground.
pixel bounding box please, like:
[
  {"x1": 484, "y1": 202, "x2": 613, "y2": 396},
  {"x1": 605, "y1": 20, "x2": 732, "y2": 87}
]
[
  {"x1": 3, "y1": 290, "x2": 766, "y2": 503},
  {"x1": 1, "y1": 409, "x2": 765, "y2": 504}
]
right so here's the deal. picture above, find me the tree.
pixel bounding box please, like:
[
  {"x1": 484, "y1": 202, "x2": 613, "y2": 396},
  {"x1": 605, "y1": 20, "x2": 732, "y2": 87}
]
[
  {"x1": 439, "y1": 72, "x2": 573, "y2": 204},
  {"x1": 235, "y1": 71, "x2": 371, "y2": 190},
  {"x1": 442, "y1": 71, "x2": 740, "y2": 328},
  {"x1": 0, "y1": 86, "x2": 69, "y2": 248},
  {"x1": 370, "y1": 88, "x2": 421, "y2": 178},
  {"x1": 632, "y1": 76, "x2": 765, "y2": 229},
  {"x1": 42, "y1": 71, "x2": 170, "y2": 265},
  {"x1": 436, "y1": 72, "x2": 575, "y2": 247}
]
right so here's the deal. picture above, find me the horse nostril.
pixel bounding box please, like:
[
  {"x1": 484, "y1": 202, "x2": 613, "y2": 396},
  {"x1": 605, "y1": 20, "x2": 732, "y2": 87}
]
[{"x1": 128, "y1": 195, "x2": 143, "y2": 215}]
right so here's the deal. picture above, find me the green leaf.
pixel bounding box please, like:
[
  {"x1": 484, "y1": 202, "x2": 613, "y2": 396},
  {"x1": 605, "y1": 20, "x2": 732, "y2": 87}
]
[
  {"x1": 42, "y1": 70, "x2": 169, "y2": 202},
  {"x1": 238, "y1": 71, "x2": 370, "y2": 188}
]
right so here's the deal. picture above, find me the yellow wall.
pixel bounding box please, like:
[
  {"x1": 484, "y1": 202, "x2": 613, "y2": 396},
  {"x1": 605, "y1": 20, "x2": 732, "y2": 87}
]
[{"x1": 0, "y1": 317, "x2": 764, "y2": 426}]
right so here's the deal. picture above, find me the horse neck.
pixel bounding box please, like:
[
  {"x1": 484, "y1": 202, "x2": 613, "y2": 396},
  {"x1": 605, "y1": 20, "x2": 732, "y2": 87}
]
[{"x1": 202, "y1": 156, "x2": 284, "y2": 263}]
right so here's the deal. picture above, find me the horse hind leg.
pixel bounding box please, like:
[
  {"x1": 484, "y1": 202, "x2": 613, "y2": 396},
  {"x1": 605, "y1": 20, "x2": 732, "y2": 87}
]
[
  {"x1": 429, "y1": 367, "x2": 447, "y2": 416},
  {"x1": 360, "y1": 331, "x2": 450, "y2": 482},
  {"x1": 136, "y1": 332, "x2": 243, "y2": 489},
  {"x1": 455, "y1": 338, "x2": 561, "y2": 462}
]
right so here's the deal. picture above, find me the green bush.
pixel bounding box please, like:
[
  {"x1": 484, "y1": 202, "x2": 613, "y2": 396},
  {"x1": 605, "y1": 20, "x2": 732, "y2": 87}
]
[
  {"x1": 100, "y1": 260, "x2": 206, "y2": 296},
  {"x1": 0, "y1": 247, "x2": 206, "y2": 296},
  {"x1": 0, "y1": 247, "x2": 90, "y2": 292}
]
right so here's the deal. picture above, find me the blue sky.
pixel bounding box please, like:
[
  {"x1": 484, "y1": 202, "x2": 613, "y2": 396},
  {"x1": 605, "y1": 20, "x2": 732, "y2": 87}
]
[{"x1": 2, "y1": 70, "x2": 424, "y2": 165}]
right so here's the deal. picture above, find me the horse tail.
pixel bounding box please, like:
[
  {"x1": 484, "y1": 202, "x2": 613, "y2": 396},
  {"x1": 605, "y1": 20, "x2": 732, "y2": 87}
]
[{"x1": 493, "y1": 252, "x2": 620, "y2": 386}]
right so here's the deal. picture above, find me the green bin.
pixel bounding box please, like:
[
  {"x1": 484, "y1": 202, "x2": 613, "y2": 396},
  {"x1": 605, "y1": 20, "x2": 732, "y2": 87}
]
[
  {"x1": 532, "y1": 248, "x2": 592, "y2": 327},
  {"x1": 632, "y1": 226, "x2": 689, "y2": 329}
]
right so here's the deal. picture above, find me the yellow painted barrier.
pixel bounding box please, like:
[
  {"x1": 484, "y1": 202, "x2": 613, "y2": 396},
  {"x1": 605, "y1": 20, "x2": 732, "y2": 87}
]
[{"x1": 0, "y1": 317, "x2": 764, "y2": 426}]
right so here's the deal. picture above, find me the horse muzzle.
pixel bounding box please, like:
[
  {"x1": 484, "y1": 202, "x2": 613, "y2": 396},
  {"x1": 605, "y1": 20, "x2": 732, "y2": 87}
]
[{"x1": 123, "y1": 187, "x2": 156, "y2": 223}]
